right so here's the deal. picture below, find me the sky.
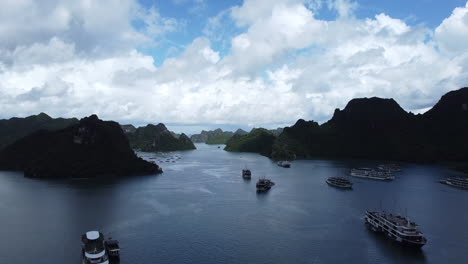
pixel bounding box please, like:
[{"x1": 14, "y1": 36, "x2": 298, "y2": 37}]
[{"x1": 0, "y1": 0, "x2": 468, "y2": 134}]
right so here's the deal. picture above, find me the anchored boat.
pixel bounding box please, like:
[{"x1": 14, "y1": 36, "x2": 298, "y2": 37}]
[
  {"x1": 440, "y1": 177, "x2": 468, "y2": 189},
  {"x1": 365, "y1": 211, "x2": 427, "y2": 248},
  {"x1": 242, "y1": 168, "x2": 252, "y2": 180},
  {"x1": 377, "y1": 164, "x2": 402, "y2": 172},
  {"x1": 277, "y1": 161, "x2": 291, "y2": 168},
  {"x1": 326, "y1": 176, "x2": 353, "y2": 189},
  {"x1": 350, "y1": 168, "x2": 394, "y2": 181}
]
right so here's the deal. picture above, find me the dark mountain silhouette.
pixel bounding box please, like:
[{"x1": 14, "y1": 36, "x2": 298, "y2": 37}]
[
  {"x1": 0, "y1": 113, "x2": 78, "y2": 150},
  {"x1": 190, "y1": 128, "x2": 234, "y2": 144},
  {"x1": 125, "y1": 123, "x2": 196, "y2": 151},
  {"x1": 420, "y1": 88, "x2": 468, "y2": 161},
  {"x1": 0, "y1": 115, "x2": 161, "y2": 178},
  {"x1": 228, "y1": 87, "x2": 468, "y2": 165}
]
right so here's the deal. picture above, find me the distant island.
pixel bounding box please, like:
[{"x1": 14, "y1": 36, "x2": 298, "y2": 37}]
[
  {"x1": 190, "y1": 128, "x2": 247, "y2": 144},
  {"x1": 123, "y1": 123, "x2": 196, "y2": 151},
  {"x1": 225, "y1": 87, "x2": 468, "y2": 165},
  {"x1": 190, "y1": 127, "x2": 282, "y2": 145},
  {"x1": 0, "y1": 115, "x2": 161, "y2": 178}
]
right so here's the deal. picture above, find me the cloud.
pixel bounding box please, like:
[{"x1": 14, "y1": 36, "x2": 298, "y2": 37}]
[
  {"x1": 435, "y1": 2, "x2": 468, "y2": 56},
  {"x1": 0, "y1": 0, "x2": 468, "y2": 129}
]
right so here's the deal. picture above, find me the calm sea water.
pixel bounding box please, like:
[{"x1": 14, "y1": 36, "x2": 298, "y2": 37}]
[{"x1": 0, "y1": 143, "x2": 467, "y2": 264}]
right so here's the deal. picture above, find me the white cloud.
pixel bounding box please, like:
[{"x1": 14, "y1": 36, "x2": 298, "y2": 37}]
[
  {"x1": 0, "y1": 0, "x2": 468, "y2": 130},
  {"x1": 435, "y1": 2, "x2": 468, "y2": 56}
]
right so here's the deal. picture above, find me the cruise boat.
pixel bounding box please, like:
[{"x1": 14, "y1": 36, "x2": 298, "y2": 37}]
[
  {"x1": 81, "y1": 231, "x2": 109, "y2": 264},
  {"x1": 378, "y1": 164, "x2": 402, "y2": 172},
  {"x1": 326, "y1": 176, "x2": 353, "y2": 189},
  {"x1": 350, "y1": 168, "x2": 394, "y2": 181},
  {"x1": 440, "y1": 177, "x2": 468, "y2": 189},
  {"x1": 277, "y1": 161, "x2": 291, "y2": 168},
  {"x1": 242, "y1": 168, "x2": 252, "y2": 180},
  {"x1": 365, "y1": 211, "x2": 427, "y2": 248},
  {"x1": 256, "y1": 178, "x2": 275, "y2": 192}
]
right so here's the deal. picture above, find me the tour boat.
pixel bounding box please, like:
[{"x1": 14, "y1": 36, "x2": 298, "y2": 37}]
[
  {"x1": 326, "y1": 176, "x2": 353, "y2": 189},
  {"x1": 365, "y1": 211, "x2": 427, "y2": 248}
]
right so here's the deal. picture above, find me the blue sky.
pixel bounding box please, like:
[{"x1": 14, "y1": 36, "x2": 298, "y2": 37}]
[
  {"x1": 1, "y1": 0, "x2": 468, "y2": 134},
  {"x1": 135, "y1": 0, "x2": 468, "y2": 66}
]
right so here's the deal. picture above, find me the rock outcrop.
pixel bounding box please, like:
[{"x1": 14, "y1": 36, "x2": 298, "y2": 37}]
[
  {"x1": 0, "y1": 115, "x2": 161, "y2": 178},
  {"x1": 126, "y1": 123, "x2": 196, "y2": 151}
]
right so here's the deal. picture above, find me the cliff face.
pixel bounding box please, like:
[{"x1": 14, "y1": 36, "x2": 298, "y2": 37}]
[
  {"x1": 0, "y1": 115, "x2": 161, "y2": 178},
  {"x1": 126, "y1": 123, "x2": 196, "y2": 151},
  {"x1": 421, "y1": 87, "x2": 468, "y2": 161},
  {"x1": 0, "y1": 113, "x2": 78, "y2": 150}
]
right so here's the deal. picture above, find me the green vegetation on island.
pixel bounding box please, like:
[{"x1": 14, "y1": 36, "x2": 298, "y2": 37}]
[{"x1": 224, "y1": 128, "x2": 276, "y2": 156}]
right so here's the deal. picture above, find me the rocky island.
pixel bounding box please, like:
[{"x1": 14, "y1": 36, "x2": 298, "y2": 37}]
[
  {"x1": 225, "y1": 87, "x2": 468, "y2": 165},
  {"x1": 0, "y1": 115, "x2": 161, "y2": 178},
  {"x1": 125, "y1": 123, "x2": 196, "y2": 151},
  {"x1": 224, "y1": 128, "x2": 277, "y2": 156},
  {"x1": 190, "y1": 128, "x2": 249, "y2": 144}
]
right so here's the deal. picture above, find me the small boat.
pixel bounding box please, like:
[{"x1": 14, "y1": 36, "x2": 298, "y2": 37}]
[
  {"x1": 440, "y1": 177, "x2": 468, "y2": 189},
  {"x1": 256, "y1": 177, "x2": 275, "y2": 192},
  {"x1": 326, "y1": 176, "x2": 353, "y2": 189},
  {"x1": 365, "y1": 210, "x2": 427, "y2": 248},
  {"x1": 350, "y1": 168, "x2": 394, "y2": 181},
  {"x1": 105, "y1": 238, "x2": 120, "y2": 260},
  {"x1": 277, "y1": 161, "x2": 291, "y2": 168},
  {"x1": 242, "y1": 168, "x2": 252, "y2": 180}
]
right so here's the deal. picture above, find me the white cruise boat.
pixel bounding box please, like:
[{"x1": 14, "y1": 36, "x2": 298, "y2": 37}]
[
  {"x1": 81, "y1": 231, "x2": 109, "y2": 264},
  {"x1": 365, "y1": 210, "x2": 427, "y2": 248},
  {"x1": 350, "y1": 168, "x2": 394, "y2": 181},
  {"x1": 440, "y1": 177, "x2": 468, "y2": 189}
]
